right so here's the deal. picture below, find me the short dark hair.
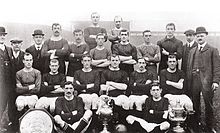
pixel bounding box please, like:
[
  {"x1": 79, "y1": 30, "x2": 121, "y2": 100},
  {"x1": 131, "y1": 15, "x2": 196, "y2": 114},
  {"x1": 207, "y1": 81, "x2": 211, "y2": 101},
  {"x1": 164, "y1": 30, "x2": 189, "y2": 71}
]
[
  {"x1": 61, "y1": 81, "x2": 73, "y2": 88},
  {"x1": 23, "y1": 52, "x2": 33, "y2": 60},
  {"x1": 142, "y1": 30, "x2": 151, "y2": 36},
  {"x1": 96, "y1": 33, "x2": 105, "y2": 39},
  {"x1": 168, "y1": 54, "x2": 177, "y2": 60},
  {"x1": 151, "y1": 80, "x2": 160, "y2": 89},
  {"x1": 110, "y1": 54, "x2": 120, "y2": 60},
  {"x1": 81, "y1": 54, "x2": 92, "y2": 60},
  {"x1": 52, "y1": 23, "x2": 61, "y2": 30},
  {"x1": 119, "y1": 29, "x2": 129, "y2": 36},
  {"x1": 73, "y1": 29, "x2": 83, "y2": 35},
  {"x1": 166, "y1": 23, "x2": 176, "y2": 30},
  {"x1": 50, "y1": 58, "x2": 59, "y2": 65}
]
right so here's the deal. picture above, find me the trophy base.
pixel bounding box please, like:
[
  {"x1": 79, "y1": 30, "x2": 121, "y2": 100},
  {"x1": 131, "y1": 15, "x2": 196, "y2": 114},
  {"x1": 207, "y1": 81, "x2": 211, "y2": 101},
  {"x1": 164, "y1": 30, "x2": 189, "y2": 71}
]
[
  {"x1": 100, "y1": 130, "x2": 111, "y2": 133},
  {"x1": 173, "y1": 125, "x2": 186, "y2": 133}
]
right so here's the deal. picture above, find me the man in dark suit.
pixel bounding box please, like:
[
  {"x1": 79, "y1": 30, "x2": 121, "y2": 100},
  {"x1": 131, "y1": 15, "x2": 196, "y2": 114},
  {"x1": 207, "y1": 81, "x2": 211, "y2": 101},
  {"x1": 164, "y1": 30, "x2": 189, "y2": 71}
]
[
  {"x1": 26, "y1": 29, "x2": 45, "y2": 74},
  {"x1": 182, "y1": 30, "x2": 197, "y2": 96},
  {"x1": 187, "y1": 27, "x2": 220, "y2": 133},
  {"x1": 7, "y1": 37, "x2": 25, "y2": 132},
  {"x1": 0, "y1": 27, "x2": 13, "y2": 131}
]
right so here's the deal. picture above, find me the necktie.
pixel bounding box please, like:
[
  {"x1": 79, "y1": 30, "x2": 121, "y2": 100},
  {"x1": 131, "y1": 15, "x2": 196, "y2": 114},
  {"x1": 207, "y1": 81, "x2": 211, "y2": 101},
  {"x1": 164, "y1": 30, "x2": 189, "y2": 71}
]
[{"x1": 199, "y1": 46, "x2": 203, "y2": 52}]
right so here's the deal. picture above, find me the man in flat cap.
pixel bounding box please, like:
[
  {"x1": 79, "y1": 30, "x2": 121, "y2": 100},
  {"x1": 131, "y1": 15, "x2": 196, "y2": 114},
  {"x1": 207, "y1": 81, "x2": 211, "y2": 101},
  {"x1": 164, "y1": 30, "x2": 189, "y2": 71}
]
[
  {"x1": 7, "y1": 37, "x2": 25, "y2": 132},
  {"x1": 26, "y1": 29, "x2": 45, "y2": 74},
  {"x1": 182, "y1": 30, "x2": 197, "y2": 97},
  {"x1": 0, "y1": 26, "x2": 13, "y2": 131},
  {"x1": 187, "y1": 27, "x2": 220, "y2": 133}
]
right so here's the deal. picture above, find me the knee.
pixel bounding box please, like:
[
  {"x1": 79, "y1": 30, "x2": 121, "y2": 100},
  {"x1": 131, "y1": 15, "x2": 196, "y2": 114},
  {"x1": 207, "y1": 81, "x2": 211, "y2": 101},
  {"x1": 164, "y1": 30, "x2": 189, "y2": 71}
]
[
  {"x1": 35, "y1": 97, "x2": 48, "y2": 109},
  {"x1": 83, "y1": 110, "x2": 93, "y2": 121},
  {"x1": 160, "y1": 121, "x2": 170, "y2": 130},
  {"x1": 27, "y1": 95, "x2": 38, "y2": 109},
  {"x1": 16, "y1": 97, "x2": 26, "y2": 111}
]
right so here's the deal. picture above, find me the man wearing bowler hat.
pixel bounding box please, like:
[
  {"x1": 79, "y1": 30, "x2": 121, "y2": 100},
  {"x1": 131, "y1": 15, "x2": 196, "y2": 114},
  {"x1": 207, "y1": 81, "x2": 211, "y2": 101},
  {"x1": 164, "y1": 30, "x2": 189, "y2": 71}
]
[
  {"x1": 0, "y1": 27, "x2": 13, "y2": 131},
  {"x1": 26, "y1": 29, "x2": 45, "y2": 74},
  {"x1": 187, "y1": 27, "x2": 220, "y2": 133},
  {"x1": 182, "y1": 29, "x2": 197, "y2": 96}
]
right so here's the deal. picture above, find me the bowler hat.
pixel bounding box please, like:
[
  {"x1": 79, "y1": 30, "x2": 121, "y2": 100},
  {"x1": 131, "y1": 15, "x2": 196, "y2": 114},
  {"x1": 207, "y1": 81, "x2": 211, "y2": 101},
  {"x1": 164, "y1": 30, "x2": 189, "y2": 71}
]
[
  {"x1": 32, "y1": 29, "x2": 44, "y2": 36},
  {"x1": 0, "y1": 27, "x2": 7, "y2": 35},
  {"x1": 184, "y1": 29, "x2": 195, "y2": 35},
  {"x1": 195, "y1": 27, "x2": 208, "y2": 35},
  {"x1": 10, "y1": 37, "x2": 23, "y2": 43}
]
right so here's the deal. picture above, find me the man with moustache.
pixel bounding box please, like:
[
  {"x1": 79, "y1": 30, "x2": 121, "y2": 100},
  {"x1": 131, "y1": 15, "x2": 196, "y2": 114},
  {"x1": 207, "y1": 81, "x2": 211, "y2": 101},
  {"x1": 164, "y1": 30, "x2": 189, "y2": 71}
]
[
  {"x1": 26, "y1": 29, "x2": 45, "y2": 74},
  {"x1": 0, "y1": 27, "x2": 13, "y2": 132},
  {"x1": 54, "y1": 81, "x2": 93, "y2": 133},
  {"x1": 157, "y1": 23, "x2": 183, "y2": 73},
  {"x1": 41, "y1": 23, "x2": 69, "y2": 74},
  {"x1": 108, "y1": 16, "x2": 124, "y2": 51},
  {"x1": 187, "y1": 27, "x2": 220, "y2": 133},
  {"x1": 7, "y1": 37, "x2": 25, "y2": 132},
  {"x1": 137, "y1": 30, "x2": 161, "y2": 80},
  {"x1": 84, "y1": 12, "x2": 107, "y2": 50},
  {"x1": 67, "y1": 29, "x2": 89, "y2": 77}
]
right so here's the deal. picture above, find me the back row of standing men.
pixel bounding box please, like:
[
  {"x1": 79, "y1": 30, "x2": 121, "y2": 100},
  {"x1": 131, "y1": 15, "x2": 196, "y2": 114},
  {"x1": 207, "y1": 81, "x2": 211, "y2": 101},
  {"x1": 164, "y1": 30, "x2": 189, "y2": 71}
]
[{"x1": 0, "y1": 12, "x2": 220, "y2": 133}]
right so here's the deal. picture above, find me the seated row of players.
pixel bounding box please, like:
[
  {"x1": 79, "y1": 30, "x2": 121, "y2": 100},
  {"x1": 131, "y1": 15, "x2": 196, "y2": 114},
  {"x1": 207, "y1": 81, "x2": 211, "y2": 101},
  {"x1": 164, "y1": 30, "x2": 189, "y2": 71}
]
[{"x1": 14, "y1": 51, "x2": 193, "y2": 132}]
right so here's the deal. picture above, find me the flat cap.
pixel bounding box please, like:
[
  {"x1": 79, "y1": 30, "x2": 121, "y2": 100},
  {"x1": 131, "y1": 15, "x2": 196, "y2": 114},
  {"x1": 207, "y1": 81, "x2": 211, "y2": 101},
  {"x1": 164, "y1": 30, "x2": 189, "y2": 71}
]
[
  {"x1": 184, "y1": 29, "x2": 195, "y2": 35},
  {"x1": 10, "y1": 37, "x2": 23, "y2": 43}
]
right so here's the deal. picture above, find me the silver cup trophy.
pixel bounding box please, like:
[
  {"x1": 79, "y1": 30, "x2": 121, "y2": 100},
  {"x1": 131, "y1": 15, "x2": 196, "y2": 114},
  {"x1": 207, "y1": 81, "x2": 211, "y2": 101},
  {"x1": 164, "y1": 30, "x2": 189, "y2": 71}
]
[
  {"x1": 169, "y1": 100, "x2": 187, "y2": 133},
  {"x1": 97, "y1": 95, "x2": 113, "y2": 133}
]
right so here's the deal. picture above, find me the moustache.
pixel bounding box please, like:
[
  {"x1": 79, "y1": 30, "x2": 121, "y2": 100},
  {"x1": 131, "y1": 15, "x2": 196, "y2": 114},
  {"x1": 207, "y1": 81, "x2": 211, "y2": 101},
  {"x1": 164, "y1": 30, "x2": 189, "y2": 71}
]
[{"x1": 55, "y1": 31, "x2": 59, "y2": 33}]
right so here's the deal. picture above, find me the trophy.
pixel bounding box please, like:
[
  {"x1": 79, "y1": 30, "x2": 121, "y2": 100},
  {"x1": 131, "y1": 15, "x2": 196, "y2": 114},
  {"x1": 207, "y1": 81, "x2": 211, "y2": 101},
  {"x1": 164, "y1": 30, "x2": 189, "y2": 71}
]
[
  {"x1": 169, "y1": 100, "x2": 187, "y2": 133},
  {"x1": 97, "y1": 95, "x2": 113, "y2": 133}
]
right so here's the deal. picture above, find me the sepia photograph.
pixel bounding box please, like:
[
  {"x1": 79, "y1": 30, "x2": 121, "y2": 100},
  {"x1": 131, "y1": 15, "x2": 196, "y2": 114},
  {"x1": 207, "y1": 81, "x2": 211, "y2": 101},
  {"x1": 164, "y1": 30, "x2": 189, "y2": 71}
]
[{"x1": 0, "y1": 0, "x2": 220, "y2": 132}]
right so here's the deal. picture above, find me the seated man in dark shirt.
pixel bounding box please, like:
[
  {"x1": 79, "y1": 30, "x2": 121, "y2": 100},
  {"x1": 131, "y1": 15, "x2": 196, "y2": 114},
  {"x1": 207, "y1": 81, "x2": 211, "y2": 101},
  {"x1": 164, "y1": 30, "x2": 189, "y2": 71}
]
[
  {"x1": 54, "y1": 81, "x2": 92, "y2": 133},
  {"x1": 126, "y1": 82, "x2": 170, "y2": 133},
  {"x1": 35, "y1": 58, "x2": 66, "y2": 113},
  {"x1": 128, "y1": 58, "x2": 153, "y2": 111},
  {"x1": 160, "y1": 54, "x2": 193, "y2": 112},
  {"x1": 74, "y1": 54, "x2": 100, "y2": 110}
]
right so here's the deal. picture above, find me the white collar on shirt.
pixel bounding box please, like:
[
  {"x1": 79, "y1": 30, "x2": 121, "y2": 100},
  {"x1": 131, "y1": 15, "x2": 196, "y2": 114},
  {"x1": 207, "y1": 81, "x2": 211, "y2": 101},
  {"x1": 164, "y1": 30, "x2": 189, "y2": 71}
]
[
  {"x1": 13, "y1": 50, "x2": 20, "y2": 58},
  {"x1": 50, "y1": 36, "x2": 62, "y2": 41},
  {"x1": 0, "y1": 44, "x2": 5, "y2": 51},
  {"x1": 35, "y1": 44, "x2": 43, "y2": 50},
  {"x1": 198, "y1": 42, "x2": 207, "y2": 51},
  {"x1": 187, "y1": 40, "x2": 195, "y2": 47},
  {"x1": 114, "y1": 27, "x2": 123, "y2": 31},
  {"x1": 91, "y1": 24, "x2": 100, "y2": 27}
]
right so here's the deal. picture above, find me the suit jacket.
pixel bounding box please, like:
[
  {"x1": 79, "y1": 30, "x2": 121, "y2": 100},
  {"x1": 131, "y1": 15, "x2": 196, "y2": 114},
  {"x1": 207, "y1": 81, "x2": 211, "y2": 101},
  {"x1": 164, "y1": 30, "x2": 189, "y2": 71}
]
[
  {"x1": 26, "y1": 45, "x2": 45, "y2": 74},
  {"x1": 187, "y1": 43, "x2": 220, "y2": 91},
  {"x1": 181, "y1": 41, "x2": 197, "y2": 73},
  {"x1": 0, "y1": 46, "x2": 13, "y2": 91},
  {"x1": 11, "y1": 50, "x2": 25, "y2": 86}
]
